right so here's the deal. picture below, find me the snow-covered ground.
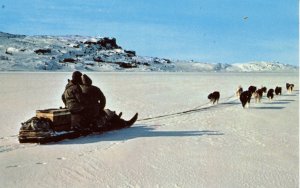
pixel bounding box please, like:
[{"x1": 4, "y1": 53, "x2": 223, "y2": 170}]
[
  {"x1": 0, "y1": 72, "x2": 298, "y2": 188},
  {"x1": 0, "y1": 32, "x2": 298, "y2": 72}
]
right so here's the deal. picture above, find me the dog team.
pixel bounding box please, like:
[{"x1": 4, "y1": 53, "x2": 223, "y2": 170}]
[{"x1": 208, "y1": 83, "x2": 295, "y2": 108}]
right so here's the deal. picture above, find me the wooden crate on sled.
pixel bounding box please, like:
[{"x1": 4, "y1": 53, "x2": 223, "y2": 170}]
[{"x1": 36, "y1": 108, "x2": 71, "y2": 131}]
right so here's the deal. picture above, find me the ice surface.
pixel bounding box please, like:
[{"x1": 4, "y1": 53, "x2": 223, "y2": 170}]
[{"x1": 0, "y1": 72, "x2": 298, "y2": 187}]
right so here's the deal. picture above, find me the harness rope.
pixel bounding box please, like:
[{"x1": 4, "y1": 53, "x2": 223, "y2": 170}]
[{"x1": 137, "y1": 94, "x2": 237, "y2": 123}]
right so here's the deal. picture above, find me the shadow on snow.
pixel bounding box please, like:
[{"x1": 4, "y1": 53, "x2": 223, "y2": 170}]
[
  {"x1": 251, "y1": 106, "x2": 285, "y2": 110},
  {"x1": 275, "y1": 99, "x2": 295, "y2": 102},
  {"x1": 262, "y1": 101, "x2": 290, "y2": 105},
  {"x1": 56, "y1": 125, "x2": 224, "y2": 145}
]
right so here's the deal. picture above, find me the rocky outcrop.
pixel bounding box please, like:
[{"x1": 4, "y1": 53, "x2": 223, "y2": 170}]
[
  {"x1": 34, "y1": 49, "x2": 51, "y2": 55},
  {"x1": 97, "y1": 37, "x2": 120, "y2": 49},
  {"x1": 61, "y1": 58, "x2": 77, "y2": 63},
  {"x1": 124, "y1": 50, "x2": 136, "y2": 57},
  {"x1": 83, "y1": 37, "x2": 121, "y2": 50},
  {"x1": 117, "y1": 62, "x2": 138, "y2": 69}
]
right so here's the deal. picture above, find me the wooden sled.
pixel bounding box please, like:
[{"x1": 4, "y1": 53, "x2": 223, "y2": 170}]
[{"x1": 18, "y1": 108, "x2": 138, "y2": 144}]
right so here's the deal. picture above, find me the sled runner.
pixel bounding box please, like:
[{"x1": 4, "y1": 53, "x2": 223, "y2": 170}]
[{"x1": 18, "y1": 108, "x2": 138, "y2": 144}]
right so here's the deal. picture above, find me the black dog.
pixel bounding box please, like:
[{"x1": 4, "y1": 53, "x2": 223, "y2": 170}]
[
  {"x1": 286, "y1": 83, "x2": 290, "y2": 90},
  {"x1": 248, "y1": 86, "x2": 257, "y2": 95},
  {"x1": 208, "y1": 91, "x2": 220, "y2": 104},
  {"x1": 275, "y1": 86, "x2": 282, "y2": 95},
  {"x1": 267, "y1": 89, "x2": 274, "y2": 100},
  {"x1": 240, "y1": 90, "x2": 252, "y2": 108}
]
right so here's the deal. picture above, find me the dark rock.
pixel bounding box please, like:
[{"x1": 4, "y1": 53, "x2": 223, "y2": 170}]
[
  {"x1": 84, "y1": 40, "x2": 97, "y2": 45},
  {"x1": 136, "y1": 61, "x2": 150, "y2": 66},
  {"x1": 97, "y1": 37, "x2": 121, "y2": 49},
  {"x1": 124, "y1": 50, "x2": 136, "y2": 57},
  {"x1": 163, "y1": 58, "x2": 171, "y2": 64},
  {"x1": 62, "y1": 58, "x2": 76, "y2": 63},
  {"x1": 93, "y1": 57, "x2": 104, "y2": 62},
  {"x1": 85, "y1": 62, "x2": 94, "y2": 66},
  {"x1": 117, "y1": 62, "x2": 138, "y2": 69},
  {"x1": 34, "y1": 49, "x2": 51, "y2": 55}
]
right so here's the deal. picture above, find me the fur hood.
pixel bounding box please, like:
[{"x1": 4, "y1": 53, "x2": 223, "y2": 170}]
[{"x1": 82, "y1": 74, "x2": 92, "y2": 86}]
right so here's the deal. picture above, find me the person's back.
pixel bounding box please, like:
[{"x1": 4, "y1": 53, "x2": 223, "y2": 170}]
[
  {"x1": 81, "y1": 74, "x2": 106, "y2": 120},
  {"x1": 62, "y1": 80, "x2": 84, "y2": 113},
  {"x1": 62, "y1": 71, "x2": 85, "y2": 130}
]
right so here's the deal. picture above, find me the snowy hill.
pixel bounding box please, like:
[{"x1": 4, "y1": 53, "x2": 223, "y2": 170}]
[
  {"x1": 0, "y1": 32, "x2": 298, "y2": 72},
  {"x1": 173, "y1": 60, "x2": 298, "y2": 72}
]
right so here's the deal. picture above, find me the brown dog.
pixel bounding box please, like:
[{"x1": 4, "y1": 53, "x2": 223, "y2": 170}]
[{"x1": 208, "y1": 91, "x2": 220, "y2": 104}]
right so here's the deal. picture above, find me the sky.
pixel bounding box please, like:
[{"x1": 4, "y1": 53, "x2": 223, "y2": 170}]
[{"x1": 0, "y1": 0, "x2": 298, "y2": 65}]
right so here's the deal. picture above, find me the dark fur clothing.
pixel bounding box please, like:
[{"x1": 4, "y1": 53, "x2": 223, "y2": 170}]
[
  {"x1": 62, "y1": 80, "x2": 85, "y2": 113},
  {"x1": 81, "y1": 74, "x2": 106, "y2": 121}
]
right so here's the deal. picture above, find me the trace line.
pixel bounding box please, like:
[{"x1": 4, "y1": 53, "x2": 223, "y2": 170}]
[{"x1": 137, "y1": 94, "x2": 236, "y2": 123}]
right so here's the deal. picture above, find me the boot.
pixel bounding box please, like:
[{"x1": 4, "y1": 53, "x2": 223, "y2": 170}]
[
  {"x1": 111, "y1": 113, "x2": 138, "y2": 130},
  {"x1": 124, "y1": 113, "x2": 138, "y2": 127},
  {"x1": 118, "y1": 112, "x2": 123, "y2": 118}
]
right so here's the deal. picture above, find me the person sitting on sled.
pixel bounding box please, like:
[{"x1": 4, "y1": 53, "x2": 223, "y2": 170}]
[
  {"x1": 80, "y1": 74, "x2": 106, "y2": 129},
  {"x1": 62, "y1": 71, "x2": 87, "y2": 130},
  {"x1": 62, "y1": 71, "x2": 138, "y2": 132},
  {"x1": 80, "y1": 74, "x2": 138, "y2": 131}
]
